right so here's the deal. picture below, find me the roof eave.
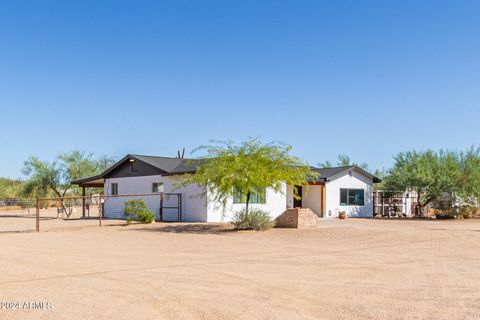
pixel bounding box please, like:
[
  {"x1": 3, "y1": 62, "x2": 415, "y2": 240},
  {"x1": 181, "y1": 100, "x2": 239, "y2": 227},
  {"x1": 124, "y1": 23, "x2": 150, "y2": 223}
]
[{"x1": 71, "y1": 174, "x2": 104, "y2": 185}]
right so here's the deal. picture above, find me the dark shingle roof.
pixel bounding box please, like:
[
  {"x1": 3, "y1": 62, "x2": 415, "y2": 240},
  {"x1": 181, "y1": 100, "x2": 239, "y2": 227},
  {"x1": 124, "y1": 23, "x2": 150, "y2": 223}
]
[
  {"x1": 310, "y1": 166, "x2": 382, "y2": 183},
  {"x1": 128, "y1": 154, "x2": 203, "y2": 175},
  {"x1": 130, "y1": 154, "x2": 185, "y2": 173},
  {"x1": 130, "y1": 157, "x2": 382, "y2": 182},
  {"x1": 71, "y1": 154, "x2": 200, "y2": 185},
  {"x1": 170, "y1": 158, "x2": 206, "y2": 174}
]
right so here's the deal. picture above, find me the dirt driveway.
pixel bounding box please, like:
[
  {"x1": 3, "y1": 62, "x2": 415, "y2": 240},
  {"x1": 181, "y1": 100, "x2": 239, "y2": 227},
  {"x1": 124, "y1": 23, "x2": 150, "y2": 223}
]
[{"x1": 1, "y1": 219, "x2": 479, "y2": 320}]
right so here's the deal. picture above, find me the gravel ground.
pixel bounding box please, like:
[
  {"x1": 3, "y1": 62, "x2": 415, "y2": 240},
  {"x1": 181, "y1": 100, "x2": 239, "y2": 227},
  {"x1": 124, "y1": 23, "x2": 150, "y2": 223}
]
[{"x1": 1, "y1": 219, "x2": 479, "y2": 320}]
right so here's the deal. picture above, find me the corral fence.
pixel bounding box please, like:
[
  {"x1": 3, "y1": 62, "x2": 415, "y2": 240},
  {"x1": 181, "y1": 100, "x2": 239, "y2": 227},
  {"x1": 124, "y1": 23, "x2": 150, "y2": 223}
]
[
  {"x1": 0, "y1": 198, "x2": 36, "y2": 232},
  {"x1": 0, "y1": 193, "x2": 182, "y2": 233}
]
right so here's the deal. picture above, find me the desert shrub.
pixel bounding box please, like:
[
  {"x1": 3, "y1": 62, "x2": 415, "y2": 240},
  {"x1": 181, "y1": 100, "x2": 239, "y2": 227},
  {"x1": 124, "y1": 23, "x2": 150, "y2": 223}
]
[
  {"x1": 124, "y1": 199, "x2": 155, "y2": 223},
  {"x1": 232, "y1": 208, "x2": 275, "y2": 230},
  {"x1": 459, "y1": 206, "x2": 479, "y2": 219}
]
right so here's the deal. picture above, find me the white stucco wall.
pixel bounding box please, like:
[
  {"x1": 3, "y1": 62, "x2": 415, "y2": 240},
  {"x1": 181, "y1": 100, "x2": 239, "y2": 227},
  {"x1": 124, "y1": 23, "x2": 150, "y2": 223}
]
[
  {"x1": 103, "y1": 176, "x2": 288, "y2": 222},
  {"x1": 286, "y1": 185, "x2": 323, "y2": 217},
  {"x1": 101, "y1": 170, "x2": 373, "y2": 222},
  {"x1": 325, "y1": 170, "x2": 373, "y2": 218},
  {"x1": 302, "y1": 185, "x2": 322, "y2": 217},
  {"x1": 286, "y1": 184, "x2": 294, "y2": 209},
  {"x1": 104, "y1": 175, "x2": 207, "y2": 222},
  {"x1": 206, "y1": 183, "x2": 288, "y2": 222}
]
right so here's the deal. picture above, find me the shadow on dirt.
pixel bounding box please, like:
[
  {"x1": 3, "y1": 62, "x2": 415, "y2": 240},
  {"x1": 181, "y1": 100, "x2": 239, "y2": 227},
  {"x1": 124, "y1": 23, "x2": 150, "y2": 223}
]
[
  {"x1": 123, "y1": 223, "x2": 236, "y2": 235},
  {"x1": 429, "y1": 228, "x2": 480, "y2": 232}
]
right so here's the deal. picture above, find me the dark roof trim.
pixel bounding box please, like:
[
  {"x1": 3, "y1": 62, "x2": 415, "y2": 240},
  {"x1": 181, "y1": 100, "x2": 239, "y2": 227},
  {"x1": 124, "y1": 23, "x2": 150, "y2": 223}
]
[
  {"x1": 71, "y1": 173, "x2": 104, "y2": 185},
  {"x1": 72, "y1": 154, "x2": 195, "y2": 185},
  {"x1": 102, "y1": 154, "x2": 169, "y2": 178}
]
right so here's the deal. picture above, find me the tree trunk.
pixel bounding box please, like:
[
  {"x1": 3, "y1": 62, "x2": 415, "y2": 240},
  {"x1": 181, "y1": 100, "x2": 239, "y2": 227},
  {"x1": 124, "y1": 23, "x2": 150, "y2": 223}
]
[
  {"x1": 51, "y1": 185, "x2": 70, "y2": 219},
  {"x1": 416, "y1": 189, "x2": 437, "y2": 217},
  {"x1": 61, "y1": 188, "x2": 72, "y2": 218},
  {"x1": 245, "y1": 192, "x2": 251, "y2": 214},
  {"x1": 416, "y1": 189, "x2": 423, "y2": 216}
]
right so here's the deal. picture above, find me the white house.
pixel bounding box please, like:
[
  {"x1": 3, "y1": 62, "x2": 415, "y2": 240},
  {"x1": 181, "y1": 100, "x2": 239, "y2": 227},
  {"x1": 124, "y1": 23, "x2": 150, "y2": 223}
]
[{"x1": 72, "y1": 154, "x2": 381, "y2": 222}]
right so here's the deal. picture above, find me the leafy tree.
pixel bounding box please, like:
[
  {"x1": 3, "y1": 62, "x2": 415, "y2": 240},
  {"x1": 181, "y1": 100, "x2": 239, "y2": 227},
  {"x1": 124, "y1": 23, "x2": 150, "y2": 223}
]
[
  {"x1": 318, "y1": 160, "x2": 333, "y2": 168},
  {"x1": 318, "y1": 154, "x2": 369, "y2": 171},
  {"x1": 457, "y1": 147, "x2": 480, "y2": 207},
  {"x1": 59, "y1": 151, "x2": 97, "y2": 181},
  {"x1": 337, "y1": 154, "x2": 353, "y2": 167},
  {"x1": 383, "y1": 150, "x2": 461, "y2": 215},
  {"x1": 58, "y1": 151, "x2": 115, "y2": 195},
  {"x1": 0, "y1": 178, "x2": 24, "y2": 198},
  {"x1": 22, "y1": 151, "x2": 116, "y2": 197},
  {"x1": 372, "y1": 168, "x2": 387, "y2": 191},
  {"x1": 96, "y1": 154, "x2": 116, "y2": 172},
  {"x1": 180, "y1": 138, "x2": 316, "y2": 214},
  {"x1": 22, "y1": 157, "x2": 68, "y2": 199}
]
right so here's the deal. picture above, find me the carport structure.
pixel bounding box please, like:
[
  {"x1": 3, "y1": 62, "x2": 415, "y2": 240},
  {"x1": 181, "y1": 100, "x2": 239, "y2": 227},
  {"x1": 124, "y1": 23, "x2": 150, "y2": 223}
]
[{"x1": 72, "y1": 174, "x2": 104, "y2": 217}]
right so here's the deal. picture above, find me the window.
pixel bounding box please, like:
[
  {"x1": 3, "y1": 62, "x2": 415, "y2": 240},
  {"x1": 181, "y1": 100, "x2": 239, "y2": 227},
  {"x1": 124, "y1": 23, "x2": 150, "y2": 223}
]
[
  {"x1": 233, "y1": 188, "x2": 266, "y2": 204},
  {"x1": 111, "y1": 183, "x2": 118, "y2": 196},
  {"x1": 152, "y1": 182, "x2": 164, "y2": 193},
  {"x1": 340, "y1": 188, "x2": 364, "y2": 206}
]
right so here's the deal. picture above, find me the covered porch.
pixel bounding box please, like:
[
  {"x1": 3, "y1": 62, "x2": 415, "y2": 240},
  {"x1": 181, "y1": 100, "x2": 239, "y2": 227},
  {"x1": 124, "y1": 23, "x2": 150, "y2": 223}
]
[
  {"x1": 286, "y1": 182, "x2": 326, "y2": 218},
  {"x1": 71, "y1": 175, "x2": 105, "y2": 217}
]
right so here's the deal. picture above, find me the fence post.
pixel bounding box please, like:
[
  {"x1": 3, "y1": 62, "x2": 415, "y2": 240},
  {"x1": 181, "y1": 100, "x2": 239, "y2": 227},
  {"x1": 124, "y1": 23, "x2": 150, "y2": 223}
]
[
  {"x1": 381, "y1": 194, "x2": 385, "y2": 217},
  {"x1": 160, "y1": 193, "x2": 164, "y2": 222},
  {"x1": 178, "y1": 194, "x2": 182, "y2": 222},
  {"x1": 82, "y1": 187, "x2": 86, "y2": 218},
  {"x1": 36, "y1": 197, "x2": 40, "y2": 232},
  {"x1": 99, "y1": 195, "x2": 102, "y2": 227}
]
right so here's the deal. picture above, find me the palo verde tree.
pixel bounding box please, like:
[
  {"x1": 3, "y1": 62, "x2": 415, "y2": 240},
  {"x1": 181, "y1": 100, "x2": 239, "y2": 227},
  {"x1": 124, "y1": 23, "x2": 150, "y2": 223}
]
[
  {"x1": 22, "y1": 151, "x2": 116, "y2": 216},
  {"x1": 457, "y1": 146, "x2": 480, "y2": 207},
  {"x1": 22, "y1": 157, "x2": 66, "y2": 199},
  {"x1": 383, "y1": 150, "x2": 461, "y2": 215},
  {"x1": 58, "y1": 151, "x2": 115, "y2": 195},
  {"x1": 318, "y1": 154, "x2": 369, "y2": 171},
  {"x1": 180, "y1": 138, "x2": 316, "y2": 214}
]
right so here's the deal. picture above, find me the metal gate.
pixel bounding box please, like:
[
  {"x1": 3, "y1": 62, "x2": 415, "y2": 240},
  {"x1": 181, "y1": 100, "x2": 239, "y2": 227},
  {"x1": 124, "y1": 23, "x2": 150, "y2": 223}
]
[{"x1": 160, "y1": 193, "x2": 182, "y2": 222}]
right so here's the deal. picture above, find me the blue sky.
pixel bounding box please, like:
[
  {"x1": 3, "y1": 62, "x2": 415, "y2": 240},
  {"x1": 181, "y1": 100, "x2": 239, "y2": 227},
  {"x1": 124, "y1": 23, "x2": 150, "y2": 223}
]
[{"x1": 1, "y1": 0, "x2": 479, "y2": 178}]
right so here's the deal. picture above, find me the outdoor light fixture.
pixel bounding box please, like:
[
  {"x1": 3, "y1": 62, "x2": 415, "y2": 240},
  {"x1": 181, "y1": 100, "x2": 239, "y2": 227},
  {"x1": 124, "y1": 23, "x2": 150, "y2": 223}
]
[{"x1": 129, "y1": 159, "x2": 135, "y2": 163}]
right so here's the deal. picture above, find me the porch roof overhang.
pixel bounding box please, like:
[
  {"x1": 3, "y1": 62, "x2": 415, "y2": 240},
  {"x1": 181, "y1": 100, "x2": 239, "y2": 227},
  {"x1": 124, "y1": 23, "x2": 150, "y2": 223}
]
[{"x1": 71, "y1": 175, "x2": 105, "y2": 188}]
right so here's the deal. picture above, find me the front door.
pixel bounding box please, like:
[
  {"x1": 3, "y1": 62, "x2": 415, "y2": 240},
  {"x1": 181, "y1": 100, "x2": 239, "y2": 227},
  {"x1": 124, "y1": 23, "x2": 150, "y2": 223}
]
[{"x1": 293, "y1": 186, "x2": 303, "y2": 208}]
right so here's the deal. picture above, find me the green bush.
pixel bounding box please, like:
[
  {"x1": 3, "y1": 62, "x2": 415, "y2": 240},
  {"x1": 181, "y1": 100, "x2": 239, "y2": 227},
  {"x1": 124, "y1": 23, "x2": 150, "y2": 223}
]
[
  {"x1": 124, "y1": 199, "x2": 155, "y2": 223},
  {"x1": 460, "y1": 206, "x2": 478, "y2": 219},
  {"x1": 232, "y1": 208, "x2": 275, "y2": 230}
]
